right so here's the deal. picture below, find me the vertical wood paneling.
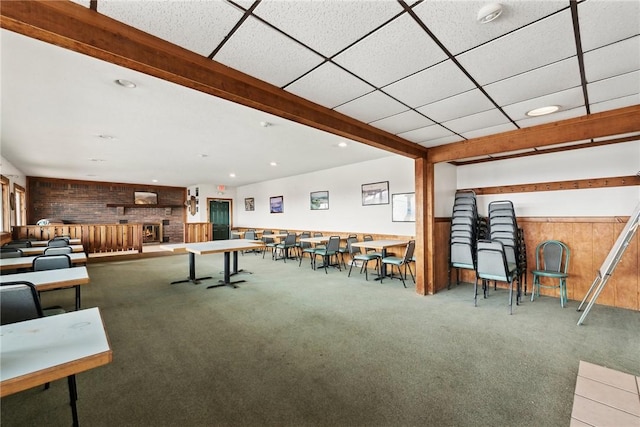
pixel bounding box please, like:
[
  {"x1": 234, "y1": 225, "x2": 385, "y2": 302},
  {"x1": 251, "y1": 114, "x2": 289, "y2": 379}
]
[
  {"x1": 592, "y1": 223, "x2": 615, "y2": 306},
  {"x1": 572, "y1": 223, "x2": 594, "y2": 304}
]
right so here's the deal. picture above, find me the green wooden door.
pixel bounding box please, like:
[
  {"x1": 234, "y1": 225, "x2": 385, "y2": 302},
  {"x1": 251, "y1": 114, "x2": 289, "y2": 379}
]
[{"x1": 209, "y1": 199, "x2": 230, "y2": 240}]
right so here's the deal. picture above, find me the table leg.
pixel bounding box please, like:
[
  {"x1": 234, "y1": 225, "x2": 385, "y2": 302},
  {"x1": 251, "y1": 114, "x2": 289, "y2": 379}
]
[
  {"x1": 68, "y1": 374, "x2": 79, "y2": 427},
  {"x1": 75, "y1": 285, "x2": 81, "y2": 311},
  {"x1": 207, "y1": 250, "x2": 245, "y2": 289},
  {"x1": 171, "y1": 252, "x2": 212, "y2": 285},
  {"x1": 374, "y1": 248, "x2": 388, "y2": 281}
]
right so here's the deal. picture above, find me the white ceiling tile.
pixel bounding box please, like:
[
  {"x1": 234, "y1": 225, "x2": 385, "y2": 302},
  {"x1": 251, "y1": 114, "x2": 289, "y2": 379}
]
[
  {"x1": 98, "y1": 0, "x2": 243, "y2": 57},
  {"x1": 503, "y1": 87, "x2": 585, "y2": 121},
  {"x1": 584, "y1": 37, "x2": 640, "y2": 82},
  {"x1": 285, "y1": 62, "x2": 374, "y2": 109},
  {"x1": 334, "y1": 90, "x2": 408, "y2": 124},
  {"x1": 332, "y1": 13, "x2": 448, "y2": 87},
  {"x1": 456, "y1": 10, "x2": 576, "y2": 85},
  {"x1": 515, "y1": 106, "x2": 587, "y2": 128},
  {"x1": 485, "y1": 57, "x2": 581, "y2": 106},
  {"x1": 252, "y1": 0, "x2": 403, "y2": 57},
  {"x1": 69, "y1": 0, "x2": 91, "y2": 7},
  {"x1": 588, "y1": 71, "x2": 640, "y2": 104},
  {"x1": 442, "y1": 109, "x2": 510, "y2": 135},
  {"x1": 384, "y1": 60, "x2": 475, "y2": 107},
  {"x1": 398, "y1": 124, "x2": 455, "y2": 144},
  {"x1": 461, "y1": 123, "x2": 518, "y2": 139},
  {"x1": 578, "y1": 0, "x2": 640, "y2": 51},
  {"x1": 593, "y1": 132, "x2": 640, "y2": 142},
  {"x1": 215, "y1": 16, "x2": 324, "y2": 87},
  {"x1": 412, "y1": 0, "x2": 568, "y2": 55},
  {"x1": 419, "y1": 134, "x2": 465, "y2": 149},
  {"x1": 416, "y1": 89, "x2": 496, "y2": 123},
  {"x1": 590, "y1": 94, "x2": 640, "y2": 114},
  {"x1": 369, "y1": 110, "x2": 434, "y2": 135}
]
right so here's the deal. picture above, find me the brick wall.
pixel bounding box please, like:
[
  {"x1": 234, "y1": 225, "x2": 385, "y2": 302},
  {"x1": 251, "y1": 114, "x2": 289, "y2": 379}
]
[{"x1": 27, "y1": 177, "x2": 186, "y2": 243}]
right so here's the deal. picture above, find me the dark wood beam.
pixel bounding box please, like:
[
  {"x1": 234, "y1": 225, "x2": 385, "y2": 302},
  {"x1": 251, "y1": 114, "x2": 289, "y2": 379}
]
[
  {"x1": 428, "y1": 105, "x2": 640, "y2": 163},
  {"x1": 0, "y1": 0, "x2": 427, "y2": 159}
]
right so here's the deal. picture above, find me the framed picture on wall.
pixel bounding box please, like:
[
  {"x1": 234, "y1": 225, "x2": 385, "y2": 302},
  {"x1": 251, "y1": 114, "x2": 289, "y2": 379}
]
[
  {"x1": 361, "y1": 181, "x2": 389, "y2": 206},
  {"x1": 244, "y1": 197, "x2": 255, "y2": 211},
  {"x1": 392, "y1": 193, "x2": 415, "y2": 222},
  {"x1": 270, "y1": 196, "x2": 284, "y2": 214},
  {"x1": 310, "y1": 191, "x2": 329, "y2": 210}
]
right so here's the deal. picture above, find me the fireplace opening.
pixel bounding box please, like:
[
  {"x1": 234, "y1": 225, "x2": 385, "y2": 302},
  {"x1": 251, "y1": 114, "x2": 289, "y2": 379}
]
[{"x1": 143, "y1": 223, "x2": 162, "y2": 244}]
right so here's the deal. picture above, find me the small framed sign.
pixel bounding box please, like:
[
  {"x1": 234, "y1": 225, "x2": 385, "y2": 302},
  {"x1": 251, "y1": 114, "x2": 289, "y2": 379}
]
[
  {"x1": 310, "y1": 191, "x2": 329, "y2": 210},
  {"x1": 244, "y1": 197, "x2": 255, "y2": 211},
  {"x1": 270, "y1": 196, "x2": 284, "y2": 214},
  {"x1": 362, "y1": 181, "x2": 389, "y2": 206}
]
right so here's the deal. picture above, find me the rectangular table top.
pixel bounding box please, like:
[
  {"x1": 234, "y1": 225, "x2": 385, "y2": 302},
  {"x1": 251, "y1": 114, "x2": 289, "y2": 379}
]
[
  {"x1": 0, "y1": 252, "x2": 87, "y2": 271},
  {"x1": 19, "y1": 245, "x2": 85, "y2": 256},
  {"x1": 0, "y1": 307, "x2": 112, "y2": 397},
  {"x1": 350, "y1": 239, "x2": 409, "y2": 250},
  {"x1": 160, "y1": 239, "x2": 265, "y2": 255},
  {"x1": 29, "y1": 238, "x2": 82, "y2": 247},
  {"x1": 0, "y1": 266, "x2": 89, "y2": 291}
]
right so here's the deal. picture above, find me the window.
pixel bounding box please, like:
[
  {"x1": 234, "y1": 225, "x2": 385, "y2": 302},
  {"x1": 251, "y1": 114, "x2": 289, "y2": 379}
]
[
  {"x1": 14, "y1": 183, "x2": 26, "y2": 226},
  {"x1": 1, "y1": 175, "x2": 9, "y2": 232}
]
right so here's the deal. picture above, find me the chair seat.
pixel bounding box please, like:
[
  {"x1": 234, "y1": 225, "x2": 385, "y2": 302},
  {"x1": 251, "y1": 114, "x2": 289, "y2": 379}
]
[
  {"x1": 353, "y1": 254, "x2": 379, "y2": 261},
  {"x1": 381, "y1": 256, "x2": 403, "y2": 266},
  {"x1": 531, "y1": 270, "x2": 568, "y2": 279},
  {"x1": 451, "y1": 262, "x2": 474, "y2": 270}
]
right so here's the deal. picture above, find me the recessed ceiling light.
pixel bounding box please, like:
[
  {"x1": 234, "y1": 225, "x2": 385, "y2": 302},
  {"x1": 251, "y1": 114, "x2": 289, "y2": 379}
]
[
  {"x1": 338, "y1": 142, "x2": 348, "y2": 148},
  {"x1": 270, "y1": 161, "x2": 277, "y2": 166},
  {"x1": 260, "y1": 121, "x2": 272, "y2": 128},
  {"x1": 526, "y1": 105, "x2": 560, "y2": 117},
  {"x1": 88, "y1": 158, "x2": 106, "y2": 162},
  {"x1": 477, "y1": 3, "x2": 503, "y2": 24},
  {"x1": 115, "y1": 79, "x2": 136, "y2": 88},
  {"x1": 198, "y1": 154, "x2": 208, "y2": 158},
  {"x1": 152, "y1": 179, "x2": 158, "y2": 183},
  {"x1": 229, "y1": 173, "x2": 236, "y2": 178},
  {"x1": 97, "y1": 134, "x2": 116, "y2": 140}
]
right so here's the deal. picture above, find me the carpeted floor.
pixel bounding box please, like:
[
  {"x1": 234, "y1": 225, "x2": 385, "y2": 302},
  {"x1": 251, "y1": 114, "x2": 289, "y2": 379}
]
[{"x1": 2, "y1": 252, "x2": 639, "y2": 427}]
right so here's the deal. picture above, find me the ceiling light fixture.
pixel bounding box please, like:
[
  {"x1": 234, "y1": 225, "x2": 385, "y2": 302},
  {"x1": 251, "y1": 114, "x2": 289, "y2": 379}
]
[
  {"x1": 152, "y1": 179, "x2": 158, "y2": 183},
  {"x1": 270, "y1": 161, "x2": 277, "y2": 166},
  {"x1": 115, "y1": 79, "x2": 136, "y2": 88},
  {"x1": 526, "y1": 105, "x2": 560, "y2": 117},
  {"x1": 260, "y1": 121, "x2": 272, "y2": 128},
  {"x1": 338, "y1": 142, "x2": 348, "y2": 148},
  {"x1": 229, "y1": 173, "x2": 236, "y2": 178},
  {"x1": 477, "y1": 3, "x2": 503, "y2": 24},
  {"x1": 198, "y1": 154, "x2": 208, "y2": 158},
  {"x1": 97, "y1": 134, "x2": 116, "y2": 140}
]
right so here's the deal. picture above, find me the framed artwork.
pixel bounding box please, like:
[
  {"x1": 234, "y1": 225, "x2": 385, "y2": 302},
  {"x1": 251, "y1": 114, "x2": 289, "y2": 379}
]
[
  {"x1": 310, "y1": 191, "x2": 329, "y2": 210},
  {"x1": 361, "y1": 181, "x2": 389, "y2": 206},
  {"x1": 244, "y1": 197, "x2": 255, "y2": 211},
  {"x1": 134, "y1": 191, "x2": 158, "y2": 205},
  {"x1": 392, "y1": 193, "x2": 415, "y2": 222},
  {"x1": 270, "y1": 196, "x2": 284, "y2": 214}
]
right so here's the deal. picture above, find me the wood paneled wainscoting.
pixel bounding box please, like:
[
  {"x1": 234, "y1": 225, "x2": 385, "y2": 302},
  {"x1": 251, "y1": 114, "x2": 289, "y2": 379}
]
[
  {"x1": 437, "y1": 216, "x2": 640, "y2": 311},
  {"x1": 13, "y1": 224, "x2": 144, "y2": 254},
  {"x1": 184, "y1": 222, "x2": 213, "y2": 243}
]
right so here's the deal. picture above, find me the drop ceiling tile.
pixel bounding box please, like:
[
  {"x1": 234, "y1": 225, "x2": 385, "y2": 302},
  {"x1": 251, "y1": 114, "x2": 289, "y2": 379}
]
[
  {"x1": 399, "y1": 124, "x2": 456, "y2": 144},
  {"x1": 578, "y1": 0, "x2": 640, "y2": 51},
  {"x1": 503, "y1": 87, "x2": 585, "y2": 121},
  {"x1": 419, "y1": 134, "x2": 465, "y2": 148},
  {"x1": 285, "y1": 62, "x2": 374, "y2": 109},
  {"x1": 384, "y1": 60, "x2": 475, "y2": 108},
  {"x1": 98, "y1": 0, "x2": 243, "y2": 57},
  {"x1": 252, "y1": 1, "x2": 403, "y2": 57},
  {"x1": 590, "y1": 94, "x2": 640, "y2": 113},
  {"x1": 412, "y1": 0, "x2": 568, "y2": 55},
  {"x1": 516, "y1": 106, "x2": 587, "y2": 128},
  {"x1": 417, "y1": 89, "x2": 496, "y2": 123},
  {"x1": 456, "y1": 10, "x2": 576, "y2": 85},
  {"x1": 442, "y1": 109, "x2": 510, "y2": 135},
  {"x1": 369, "y1": 110, "x2": 434, "y2": 135},
  {"x1": 584, "y1": 37, "x2": 640, "y2": 82},
  {"x1": 461, "y1": 123, "x2": 518, "y2": 139},
  {"x1": 215, "y1": 16, "x2": 324, "y2": 88},
  {"x1": 334, "y1": 90, "x2": 408, "y2": 124},
  {"x1": 588, "y1": 71, "x2": 640, "y2": 104},
  {"x1": 485, "y1": 57, "x2": 581, "y2": 106},
  {"x1": 332, "y1": 13, "x2": 448, "y2": 87}
]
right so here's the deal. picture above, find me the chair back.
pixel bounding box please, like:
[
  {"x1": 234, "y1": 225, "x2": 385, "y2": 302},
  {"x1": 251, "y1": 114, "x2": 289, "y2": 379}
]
[
  {"x1": 450, "y1": 241, "x2": 474, "y2": 267},
  {"x1": 245, "y1": 230, "x2": 257, "y2": 241},
  {"x1": 47, "y1": 239, "x2": 69, "y2": 247},
  {"x1": 279, "y1": 230, "x2": 288, "y2": 235},
  {"x1": 0, "y1": 281, "x2": 44, "y2": 325},
  {"x1": 326, "y1": 236, "x2": 341, "y2": 253},
  {"x1": 43, "y1": 246, "x2": 73, "y2": 255},
  {"x1": 476, "y1": 240, "x2": 510, "y2": 282},
  {"x1": 3, "y1": 241, "x2": 32, "y2": 248},
  {"x1": 284, "y1": 233, "x2": 296, "y2": 246},
  {"x1": 299, "y1": 232, "x2": 311, "y2": 249},
  {"x1": 262, "y1": 230, "x2": 274, "y2": 244},
  {"x1": 536, "y1": 240, "x2": 570, "y2": 274},
  {"x1": 32, "y1": 254, "x2": 72, "y2": 271},
  {"x1": 348, "y1": 237, "x2": 362, "y2": 256},
  {"x1": 403, "y1": 240, "x2": 416, "y2": 263},
  {"x1": 313, "y1": 232, "x2": 323, "y2": 238},
  {"x1": 0, "y1": 247, "x2": 23, "y2": 258}
]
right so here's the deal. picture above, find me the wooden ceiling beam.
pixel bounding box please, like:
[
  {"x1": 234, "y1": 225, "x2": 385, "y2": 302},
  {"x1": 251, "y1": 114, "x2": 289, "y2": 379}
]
[
  {"x1": 0, "y1": 0, "x2": 428, "y2": 159},
  {"x1": 428, "y1": 105, "x2": 640, "y2": 163}
]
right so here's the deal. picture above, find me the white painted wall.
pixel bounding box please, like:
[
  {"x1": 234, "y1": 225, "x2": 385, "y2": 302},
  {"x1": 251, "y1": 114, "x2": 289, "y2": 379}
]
[
  {"x1": 235, "y1": 155, "x2": 416, "y2": 235},
  {"x1": 457, "y1": 142, "x2": 640, "y2": 217}
]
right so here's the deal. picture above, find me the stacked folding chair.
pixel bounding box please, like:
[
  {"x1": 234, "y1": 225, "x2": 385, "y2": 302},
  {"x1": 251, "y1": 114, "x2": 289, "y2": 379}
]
[
  {"x1": 448, "y1": 191, "x2": 479, "y2": 289},
  {"x1": 487, "y1": 201, "x2": 522, "y2": 303}
]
